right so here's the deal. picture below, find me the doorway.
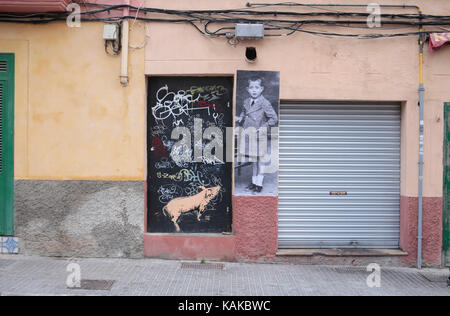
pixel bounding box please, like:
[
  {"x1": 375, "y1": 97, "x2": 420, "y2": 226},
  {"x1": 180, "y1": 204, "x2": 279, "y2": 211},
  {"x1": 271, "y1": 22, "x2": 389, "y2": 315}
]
[
  {"x1": 0, "y1": 53, "x2": 14, "y2": 236},
  {"x1": 146, "y1": 76, "x2": 233, "y2": 234}
]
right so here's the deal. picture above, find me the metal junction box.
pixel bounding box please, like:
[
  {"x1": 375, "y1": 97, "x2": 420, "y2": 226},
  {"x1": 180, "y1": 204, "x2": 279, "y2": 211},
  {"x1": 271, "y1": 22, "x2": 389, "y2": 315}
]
[
  {"x1": 103, "y1": 24, "x2": 119, "y2": 41},
  {"x1": 235, "y1": 24, "x2": 264, "y2": 40}
]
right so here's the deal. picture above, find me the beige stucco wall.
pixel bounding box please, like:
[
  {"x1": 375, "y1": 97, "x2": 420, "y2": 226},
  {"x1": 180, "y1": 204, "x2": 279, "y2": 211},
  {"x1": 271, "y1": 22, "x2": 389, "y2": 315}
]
[
  {"x1": 145, "y1": 0, "x2": 450, "y2": 198},
  {"x1": 0, "y1": 21, "x2": 146, "y2": 180}
]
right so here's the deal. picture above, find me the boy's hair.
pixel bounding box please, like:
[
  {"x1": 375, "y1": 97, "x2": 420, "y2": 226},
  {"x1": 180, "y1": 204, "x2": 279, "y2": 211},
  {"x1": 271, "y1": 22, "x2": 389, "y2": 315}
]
[{"x1": 247, "y1": 77, "x2": 264, "y2": 87}]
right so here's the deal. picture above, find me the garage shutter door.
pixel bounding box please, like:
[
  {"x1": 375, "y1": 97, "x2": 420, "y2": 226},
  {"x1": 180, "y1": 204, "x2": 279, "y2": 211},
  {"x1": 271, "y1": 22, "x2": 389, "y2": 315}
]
[{"x1": 278, "y1": 101, "x2": 401, "y2": 249}]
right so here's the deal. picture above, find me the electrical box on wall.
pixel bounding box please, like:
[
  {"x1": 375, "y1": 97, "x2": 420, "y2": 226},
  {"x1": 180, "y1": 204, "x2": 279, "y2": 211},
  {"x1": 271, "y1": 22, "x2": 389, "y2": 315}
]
[
  {"x1": 235, "y1": 24, "x2": 264, "y2": 40},
  {"x1": 103, "y1": 24, "x2": 119, "y2": 41}
]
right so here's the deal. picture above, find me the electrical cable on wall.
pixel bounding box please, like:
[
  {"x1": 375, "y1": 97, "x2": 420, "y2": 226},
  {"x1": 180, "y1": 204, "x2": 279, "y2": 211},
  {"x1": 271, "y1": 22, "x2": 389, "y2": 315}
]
[
  {"x1": 128, "y1": 0, "x2": 150, "y2": 49},
  {"x1": 0, "y1": 3, "x2": 449, "y2": 41},
  {"x1": 104, "y1": 22, "x2": 122, "y2": 55}
]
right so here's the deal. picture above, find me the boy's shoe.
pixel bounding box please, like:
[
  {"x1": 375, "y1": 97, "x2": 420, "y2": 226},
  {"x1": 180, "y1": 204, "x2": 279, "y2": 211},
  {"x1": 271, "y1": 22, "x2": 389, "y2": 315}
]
[
  {"x1": 254, "y1": 185, "x2": 263, "y2": 193},
  {"x1": 246, "y1": 184, "x2": 256, "y2": 191}
]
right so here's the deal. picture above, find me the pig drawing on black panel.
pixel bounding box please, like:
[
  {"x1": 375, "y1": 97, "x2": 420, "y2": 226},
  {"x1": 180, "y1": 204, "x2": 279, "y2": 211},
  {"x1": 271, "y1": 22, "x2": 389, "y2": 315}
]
[{"x1": 162, "y1": 185, "x2": 221, "y2": 232}]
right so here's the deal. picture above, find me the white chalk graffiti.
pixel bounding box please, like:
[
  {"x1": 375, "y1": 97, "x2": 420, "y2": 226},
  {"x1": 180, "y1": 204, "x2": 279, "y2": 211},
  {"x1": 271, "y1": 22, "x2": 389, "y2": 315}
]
[
  {"x1": 211, "y1": 175, "x2": 223, "y2": 187},
  {"x1": 152, "y1": 85, "x2": 213, "y2": 125},
  {"x1": 173, "y1": 119, "x2": 184, "y2": 127},
  {"x1": 151, "y1": 124, "x2": 167, "y2": 137},
  {"x1": 158, "y1": 184, "x2": 183, "y2": 204},
  {"x1": 161, "y1": 136, "x2": 175, "y2": 149},
  {"x1": 152, "y1": 86, "x2": 194, "y2": 122},
  {"x1": 149, "y1": 81, "x2": 232, "y2": 233},
  {"x1": 201, "y1": 156, "x2": 224, "y2": 165},
  {"x1": 212, "y1": 113, "x2": 224, "y2": 126},
  {"x1": 154, "y1": 158, "x2": 174, "y2": 169},
  {"x1": 170, "y1": 143, "x2": 192, "y2": 168}
]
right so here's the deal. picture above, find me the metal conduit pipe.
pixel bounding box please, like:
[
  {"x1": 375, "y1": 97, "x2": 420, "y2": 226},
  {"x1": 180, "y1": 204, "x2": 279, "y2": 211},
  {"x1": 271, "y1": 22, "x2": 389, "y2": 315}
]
[
  {"x1": 120, "y1": 0, "x2": 130, "y2": 86},
  {"x1": 417, "y1": 7, "x2": 425, "y2": 269}
]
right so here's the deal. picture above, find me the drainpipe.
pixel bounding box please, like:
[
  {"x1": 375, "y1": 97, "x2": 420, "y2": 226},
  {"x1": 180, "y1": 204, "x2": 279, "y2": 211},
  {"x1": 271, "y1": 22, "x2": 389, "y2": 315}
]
[
  {"x1": 120, "y1": 0, "x2": 130, "y2": 86},
  {"x1": 417, "y1": 7, "x2": 425, "y2": 269}
]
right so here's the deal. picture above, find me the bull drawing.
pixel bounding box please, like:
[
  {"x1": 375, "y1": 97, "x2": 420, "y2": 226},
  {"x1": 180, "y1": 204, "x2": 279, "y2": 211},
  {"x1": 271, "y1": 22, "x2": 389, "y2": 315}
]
[{"x1": 162, "y1": 185, "x2": 221, "y2": 232}]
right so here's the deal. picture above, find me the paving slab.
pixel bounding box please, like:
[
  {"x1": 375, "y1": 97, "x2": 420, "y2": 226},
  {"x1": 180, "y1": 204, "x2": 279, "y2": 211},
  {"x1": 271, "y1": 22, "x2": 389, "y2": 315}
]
[{"x1": 0, "y1": 255, "x2": 448, "y2": 296}]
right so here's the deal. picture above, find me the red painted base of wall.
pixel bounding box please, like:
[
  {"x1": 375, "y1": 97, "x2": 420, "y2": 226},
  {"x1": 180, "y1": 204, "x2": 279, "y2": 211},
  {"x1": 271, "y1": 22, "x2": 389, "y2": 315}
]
[
  {"x1": 144, "y1": 194, "x2": 444, "y2": 267},
  {"x1": 145, "y1": 196, "x2": 278, "y2": 261},
  {"x1": 233, "y1": 196, "x2": 278, "y2": 260},
  {"x1": 144, "y1": 234, "x2": 236, "y2": 261},
  {"x1": 400, "y1": 196, "x2": 443, "y2": 266}
]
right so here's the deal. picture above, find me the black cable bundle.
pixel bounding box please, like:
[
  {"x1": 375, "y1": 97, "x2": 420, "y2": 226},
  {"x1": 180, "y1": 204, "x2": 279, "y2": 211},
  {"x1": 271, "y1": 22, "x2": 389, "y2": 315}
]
[{"x1": 0, "y1": 3, "x2": 449, "y2": 39}]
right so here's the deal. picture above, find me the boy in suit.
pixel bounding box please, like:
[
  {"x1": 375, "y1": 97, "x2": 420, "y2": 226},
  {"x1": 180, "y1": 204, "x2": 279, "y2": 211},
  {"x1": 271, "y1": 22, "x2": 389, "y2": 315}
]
[{"x1": 236, "y1": 78, "x2": 278, "y2": 193}]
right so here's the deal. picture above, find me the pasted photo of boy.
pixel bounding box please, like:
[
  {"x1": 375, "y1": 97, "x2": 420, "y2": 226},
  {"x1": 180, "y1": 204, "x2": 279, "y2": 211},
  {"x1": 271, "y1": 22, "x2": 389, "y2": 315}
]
[{"x1": 235, "y1": 70, "x2": 280, "y2": 196}]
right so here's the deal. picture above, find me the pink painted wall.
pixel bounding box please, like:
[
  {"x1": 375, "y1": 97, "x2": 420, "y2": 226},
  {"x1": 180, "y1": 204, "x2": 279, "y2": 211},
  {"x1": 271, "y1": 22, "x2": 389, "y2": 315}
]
[
  {"x1": 0, "y1": 0, "x2": 72, "y2": 13},
  {"x1": 233, "y1": 196, "x2": 278, "y2": 260},
  {"x1": 400, "y1": 196, "x2": 443, "y2": 266},
  {"x1": 0, "y1": 0, "x2": 142, "y2": 13},
  {"x1": 144, "y1": 234, "x2": 236, "y2": 261}
]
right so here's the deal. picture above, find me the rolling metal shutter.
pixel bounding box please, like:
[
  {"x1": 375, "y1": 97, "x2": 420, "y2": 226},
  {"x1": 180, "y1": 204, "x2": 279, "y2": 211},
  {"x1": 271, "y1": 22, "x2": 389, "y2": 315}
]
[{"x1": 278, "y1": 101, "x2": 401, "y2": 249}]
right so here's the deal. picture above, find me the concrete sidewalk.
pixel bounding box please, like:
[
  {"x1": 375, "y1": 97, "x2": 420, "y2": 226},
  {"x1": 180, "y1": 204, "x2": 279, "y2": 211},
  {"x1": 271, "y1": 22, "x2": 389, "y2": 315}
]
[{"x1": 0, "y1": 254, "x2": 448, "y2": 296}]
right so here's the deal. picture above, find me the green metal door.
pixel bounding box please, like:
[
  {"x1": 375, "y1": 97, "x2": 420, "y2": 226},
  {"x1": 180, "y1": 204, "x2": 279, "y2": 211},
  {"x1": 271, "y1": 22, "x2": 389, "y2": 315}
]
[
  {"x1": 443, "y1": 103, "x2": 450, "y2": 266},
  {"x1": 0, "y1": 53, "x2": 14, "y2": 236}
]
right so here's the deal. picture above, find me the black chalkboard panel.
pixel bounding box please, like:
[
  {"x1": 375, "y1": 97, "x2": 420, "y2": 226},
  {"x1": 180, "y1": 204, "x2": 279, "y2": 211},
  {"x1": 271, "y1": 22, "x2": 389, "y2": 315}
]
[{"x1": 147, "y1": 77, "x2": 233, "y2": 233}]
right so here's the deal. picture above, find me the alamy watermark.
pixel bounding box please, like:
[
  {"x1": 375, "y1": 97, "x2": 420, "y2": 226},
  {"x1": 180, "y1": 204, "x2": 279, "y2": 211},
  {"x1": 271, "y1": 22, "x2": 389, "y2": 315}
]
[
  {"x1": 66, "y1": 261, "x2": 81, "y2": 288},
  {"x1": 366, "y1": 263, "x2": 381, "y2": 288},
  {"x1": 65, "y1": 3, "x2": 382, "y2": 29},
  {"x1": 367, "y1": 3, "x2": 382, "y2": 28},
  {"x1": 66, "y1": 3, "x2": 81, "y2": 28},
  {"x1": 159, "y1": 120, "x2": 279, "y2": 174}
]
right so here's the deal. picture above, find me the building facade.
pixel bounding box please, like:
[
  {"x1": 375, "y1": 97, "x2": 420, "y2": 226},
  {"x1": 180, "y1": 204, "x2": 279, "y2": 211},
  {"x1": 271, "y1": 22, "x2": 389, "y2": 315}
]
[{"x1": 0, "y1": 0, "x2": 449, "y2": 267}]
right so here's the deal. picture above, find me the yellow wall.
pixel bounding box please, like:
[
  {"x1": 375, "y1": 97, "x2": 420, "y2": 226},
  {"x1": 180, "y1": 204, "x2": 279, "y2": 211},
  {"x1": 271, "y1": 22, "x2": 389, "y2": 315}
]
[
  {"x1": 145, "y1": 0, "x2": 450, "y2": 197},
  {"x1": 0, "y1": 22, "x2": 146, "y2": 180}
]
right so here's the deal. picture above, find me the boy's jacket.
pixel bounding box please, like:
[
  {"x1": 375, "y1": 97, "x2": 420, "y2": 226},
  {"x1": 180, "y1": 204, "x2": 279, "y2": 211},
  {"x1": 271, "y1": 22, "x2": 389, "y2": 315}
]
[{"x1": 238, "y1": 95, "x2": 278, "y2": 130}]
